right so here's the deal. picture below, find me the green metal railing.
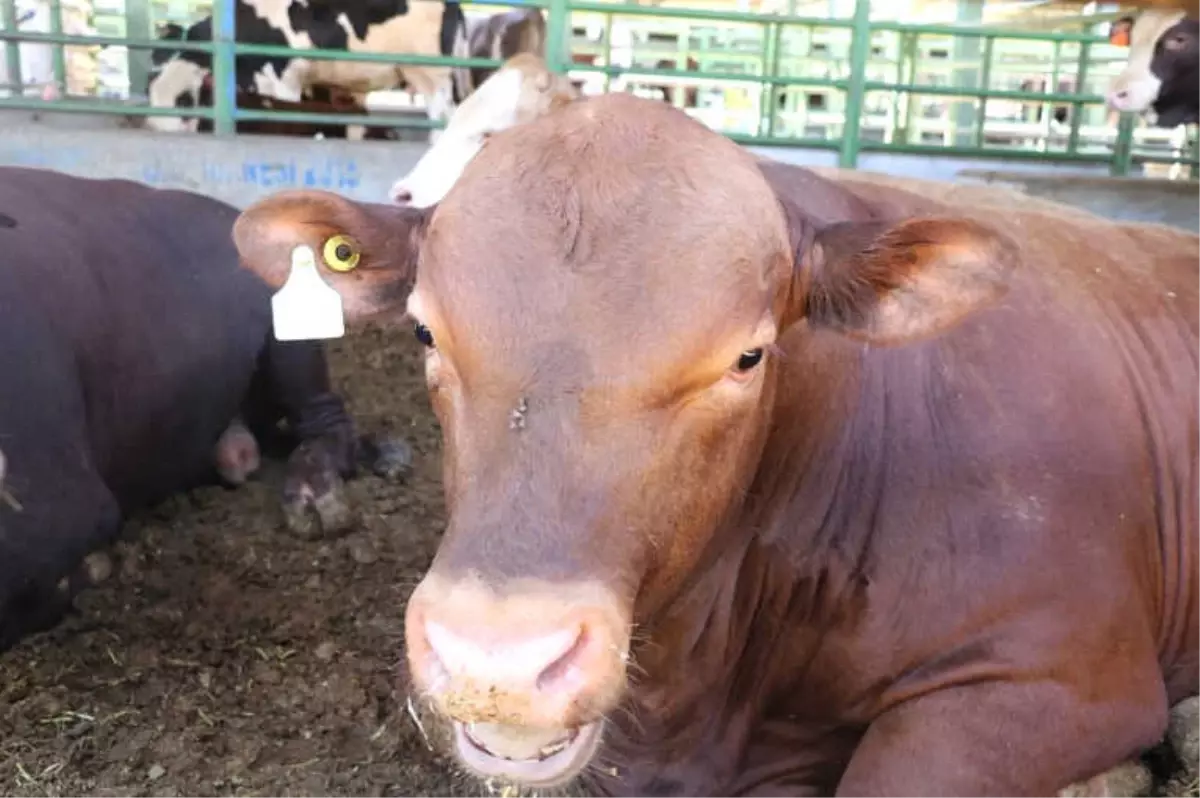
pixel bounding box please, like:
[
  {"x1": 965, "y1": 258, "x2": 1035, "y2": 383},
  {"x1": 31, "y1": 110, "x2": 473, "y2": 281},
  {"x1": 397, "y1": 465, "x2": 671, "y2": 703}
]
[{"x1": 1, "y1": 0, "x2": 1197, "y2": 177}]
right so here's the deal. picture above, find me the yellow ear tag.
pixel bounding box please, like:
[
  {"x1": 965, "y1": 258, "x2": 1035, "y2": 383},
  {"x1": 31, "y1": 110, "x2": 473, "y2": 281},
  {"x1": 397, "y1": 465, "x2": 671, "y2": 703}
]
[{"x1": 270, "y1": 245, "x2": 346, "y2": 341}]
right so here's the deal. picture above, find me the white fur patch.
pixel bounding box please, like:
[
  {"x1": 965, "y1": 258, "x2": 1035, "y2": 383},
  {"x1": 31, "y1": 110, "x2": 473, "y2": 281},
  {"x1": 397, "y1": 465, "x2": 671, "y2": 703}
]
[
  {"x1": 146, "y1": 58, "x2": 206, "y2": 132},
  {"x1": 1108, "y1": 9, "x2": 1186, "y2": 114},
  {"x1": 388, "y1": 65, "x2": 525, "y2": 206}
]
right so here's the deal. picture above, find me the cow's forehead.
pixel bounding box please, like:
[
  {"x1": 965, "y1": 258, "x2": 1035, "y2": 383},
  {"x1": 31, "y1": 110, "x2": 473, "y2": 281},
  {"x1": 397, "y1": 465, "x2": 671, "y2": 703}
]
[
  {"x1": 411, "y1": 97, "x2": 790, "y2": 383},
  {"x1": 1132, "y1": 8, "x2": 1188, "y2": 48}
]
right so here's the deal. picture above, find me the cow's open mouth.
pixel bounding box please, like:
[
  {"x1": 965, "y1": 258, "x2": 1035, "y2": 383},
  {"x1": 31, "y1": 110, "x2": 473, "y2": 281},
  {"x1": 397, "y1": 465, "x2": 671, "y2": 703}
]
[{"x1": 453, "y1": 720, "x2": 602, "y2": 788}]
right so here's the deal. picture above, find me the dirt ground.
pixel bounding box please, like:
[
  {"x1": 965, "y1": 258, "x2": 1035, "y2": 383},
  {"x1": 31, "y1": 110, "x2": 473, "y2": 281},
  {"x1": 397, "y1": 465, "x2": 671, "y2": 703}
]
[
  {"x1": 0, "y1": 324, "x2": 474, "y2": 797},
  {"x1": 0, "y1": 322, "x2": 1195, "y2": 797}
]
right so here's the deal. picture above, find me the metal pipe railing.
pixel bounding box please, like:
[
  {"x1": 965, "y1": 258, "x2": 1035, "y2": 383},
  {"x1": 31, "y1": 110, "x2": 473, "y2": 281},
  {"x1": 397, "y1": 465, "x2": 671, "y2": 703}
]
[{"x1": 0, "y1": 0, "x2": 1193, "y2": 177}]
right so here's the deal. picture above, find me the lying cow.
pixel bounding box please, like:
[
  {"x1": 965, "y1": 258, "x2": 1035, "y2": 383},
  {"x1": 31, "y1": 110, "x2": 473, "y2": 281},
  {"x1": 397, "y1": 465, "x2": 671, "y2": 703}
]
[
  {"x1": 146, "y1": 0, "x2": 470, "y2": 138},
  {"x1": 388, "y1": 53, "x2": 578, "y2": 205},
  {"x1": 1105, "y1": 1, "x2": 1198, "y2": 127},
  {"x1": 0, "y1": 166, "x2": 404, "y2": 652},
  {"x1": 236, "y1": 93, "x2": 1198, "y2": 795},
  {"x1": 463, "y1": 7, "x2": 546, "y2": 94}
]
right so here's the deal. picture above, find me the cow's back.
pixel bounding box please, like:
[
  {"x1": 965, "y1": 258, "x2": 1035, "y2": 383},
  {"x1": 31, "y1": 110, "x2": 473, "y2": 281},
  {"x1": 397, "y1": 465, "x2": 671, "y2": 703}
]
[{"x1": 0, "y1": 167, "x2": 272, "y2": 509}]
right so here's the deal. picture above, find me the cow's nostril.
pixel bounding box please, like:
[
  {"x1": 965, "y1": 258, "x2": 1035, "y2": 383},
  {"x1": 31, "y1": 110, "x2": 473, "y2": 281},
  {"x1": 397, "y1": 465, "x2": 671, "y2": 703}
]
[
  {"x1": 391, "y1": 187, "x2": 413, "y2": 205},
  {"x1": 424, "y1": 620, "x2": 584, "y2": 692}
]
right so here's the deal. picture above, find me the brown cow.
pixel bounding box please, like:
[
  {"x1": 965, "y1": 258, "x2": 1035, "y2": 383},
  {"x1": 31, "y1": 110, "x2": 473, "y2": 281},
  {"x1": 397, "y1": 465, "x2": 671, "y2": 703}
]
[{"x1": 233, "y1": 93, "x2": 1199, "y2": 796}]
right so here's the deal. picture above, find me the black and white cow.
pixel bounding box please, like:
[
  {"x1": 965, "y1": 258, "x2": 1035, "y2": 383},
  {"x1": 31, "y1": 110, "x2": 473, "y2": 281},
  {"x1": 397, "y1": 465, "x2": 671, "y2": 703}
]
[
  {"x1": 1107, "y1": 6, "x2": 1199, "y2": 128},
  {"x1": 463, "y1": 7, "x2": 545, "y2": 95},
  {"x1": 145, "y1": 0, "x2": 470, "y2": 138}
]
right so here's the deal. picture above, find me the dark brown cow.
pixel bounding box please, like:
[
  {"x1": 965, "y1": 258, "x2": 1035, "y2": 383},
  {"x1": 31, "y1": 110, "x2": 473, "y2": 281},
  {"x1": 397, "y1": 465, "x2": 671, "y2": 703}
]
[
  {"x1": 0, "y1": 167, "x2": 410, "y2": 652},
  {"x1": 233, "y1": 93, "x2": 1199, "y2": 796}
]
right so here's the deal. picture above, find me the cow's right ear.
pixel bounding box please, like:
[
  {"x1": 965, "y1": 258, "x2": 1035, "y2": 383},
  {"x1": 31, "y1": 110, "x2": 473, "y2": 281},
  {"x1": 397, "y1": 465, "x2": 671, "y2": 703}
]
[{"x1": 233, "y1": 189, "x2": 432, "y2": 320}]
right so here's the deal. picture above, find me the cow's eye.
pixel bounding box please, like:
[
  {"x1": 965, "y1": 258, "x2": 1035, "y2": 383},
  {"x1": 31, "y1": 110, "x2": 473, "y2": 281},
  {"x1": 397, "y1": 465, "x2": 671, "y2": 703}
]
[
  {"x1": 414, "y1": 322, "x2": 435, "y2": 348},
  {"x1": 735, "y1": 348, "x2": 764, "y2": 372},
  {"x1": 1164, "y1": 33, "x2": 1190, "y2": 51},
  {"x1": 322, "y1": 234, "x2": 360, "y2": 272}
]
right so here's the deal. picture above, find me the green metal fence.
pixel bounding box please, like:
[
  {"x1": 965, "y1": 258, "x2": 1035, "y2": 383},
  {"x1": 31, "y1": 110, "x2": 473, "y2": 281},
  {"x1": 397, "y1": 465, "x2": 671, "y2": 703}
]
[{"x1": 0, "y1": 0, "x2": 1197, "y2": 177}]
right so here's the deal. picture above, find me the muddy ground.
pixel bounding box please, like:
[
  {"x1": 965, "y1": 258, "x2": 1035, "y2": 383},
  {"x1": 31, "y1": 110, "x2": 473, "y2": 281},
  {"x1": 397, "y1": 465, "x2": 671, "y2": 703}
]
[{"x1": 0, "y1": 323, "x2": 1194, "y2": 797}]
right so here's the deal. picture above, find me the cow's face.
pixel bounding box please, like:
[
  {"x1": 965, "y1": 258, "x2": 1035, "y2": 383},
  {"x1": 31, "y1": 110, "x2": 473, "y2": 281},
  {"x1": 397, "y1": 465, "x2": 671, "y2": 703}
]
[
  {"x1": 389, "y1": 54, "x2": 578, "y2": 207},
  {"x1": 1108, "y1": 10, "x2": 1199, "y2": 126},
  {"x1": 145, "y1": 57, "x2": 207, "y2": 132},
  {"x1": 233, "y1": 94, "x2": 1016, "y2": 791},
  {"x1": 1149, "y1": 16, "x2": 1199, "y2": 127}
]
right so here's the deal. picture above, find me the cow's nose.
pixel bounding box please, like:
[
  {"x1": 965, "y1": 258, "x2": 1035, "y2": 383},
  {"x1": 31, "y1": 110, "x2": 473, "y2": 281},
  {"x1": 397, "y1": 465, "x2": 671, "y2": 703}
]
[
  {"x1": 405, "y1": 581, "x2": 630, "y2": 727},
  {"x1": 424, "y1": 620, "x2": 585, "y2": 691}
]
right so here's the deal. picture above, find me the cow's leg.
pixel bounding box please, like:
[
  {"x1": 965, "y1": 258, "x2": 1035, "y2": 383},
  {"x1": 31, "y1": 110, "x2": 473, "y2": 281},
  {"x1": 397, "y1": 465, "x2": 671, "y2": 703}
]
[
  {"x1": 835, "y1": 663, "x2": 1168, "y2": 796},
  {"x1": 251, "y1": 338, "x2": 411, "y2": 538},
  {"x1": 252, "y1": 338, "x2": 356, "y2": 538},
  {"x1": 347, "y1": 93, "x2": 368, "y2": 141}
]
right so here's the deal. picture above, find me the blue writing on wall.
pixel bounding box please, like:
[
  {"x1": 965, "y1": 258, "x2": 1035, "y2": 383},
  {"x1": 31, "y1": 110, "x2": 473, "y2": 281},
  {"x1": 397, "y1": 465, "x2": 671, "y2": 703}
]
[{"x1": 243, "y1": 160, "x2": 297, "y2": 188}]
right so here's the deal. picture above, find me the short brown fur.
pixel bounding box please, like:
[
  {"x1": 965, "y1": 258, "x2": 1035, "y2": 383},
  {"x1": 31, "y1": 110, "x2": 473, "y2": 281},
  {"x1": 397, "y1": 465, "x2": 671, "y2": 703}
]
[{"x1": 234, "y1": 93, "x2": 1199, "y2": 796}]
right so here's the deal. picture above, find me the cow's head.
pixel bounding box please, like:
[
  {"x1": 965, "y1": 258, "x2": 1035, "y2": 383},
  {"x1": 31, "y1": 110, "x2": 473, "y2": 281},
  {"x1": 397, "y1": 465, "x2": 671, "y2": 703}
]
[
  {"x1": 389, "y1": 53, "x2": 578, "y2": 207},
  {"x1": 1107, "y1": 8, "x2": 1199, "y2": 127},
  {"x1": 234, "y1": 93, "x2": 1016, "y2": 791}
]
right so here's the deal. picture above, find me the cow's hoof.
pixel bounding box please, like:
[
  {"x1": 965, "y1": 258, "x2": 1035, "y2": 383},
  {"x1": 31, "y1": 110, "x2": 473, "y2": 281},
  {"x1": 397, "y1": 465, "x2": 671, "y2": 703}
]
[
  {"x1": 282, "y1": 433, "x2": 359, "y2": 538},
  {"x1": 359, "y1": 434, "x2": 414, "y2": 480},
  {"x1": 282, "y1": 479, "x2": 357, "y2": 540},
  {"x1": 1059, "y1": 760, "x2": 1153, "y2": 797}
]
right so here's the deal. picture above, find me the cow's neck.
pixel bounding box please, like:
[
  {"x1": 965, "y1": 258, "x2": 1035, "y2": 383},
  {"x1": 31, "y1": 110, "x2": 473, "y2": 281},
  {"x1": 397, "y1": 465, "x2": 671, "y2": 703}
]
[{"x1": 589, "y1": 340, "x2": 875, "y2": 794}]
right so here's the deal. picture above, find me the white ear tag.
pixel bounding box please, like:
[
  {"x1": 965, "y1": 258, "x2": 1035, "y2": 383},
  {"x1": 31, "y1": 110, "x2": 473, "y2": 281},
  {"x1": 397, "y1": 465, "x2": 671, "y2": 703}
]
[{"x1": 271, "y1": 245, "x2": 346, "y2": 341}]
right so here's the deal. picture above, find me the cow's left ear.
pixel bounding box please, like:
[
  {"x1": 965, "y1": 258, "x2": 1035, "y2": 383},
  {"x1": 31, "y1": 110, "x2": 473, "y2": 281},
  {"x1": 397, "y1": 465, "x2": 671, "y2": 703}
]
[
  {"x1": 234, "y1": 189, "x2": 432, "y2": 320},
  {"x1": 786, "y1": 216, "x2": 1019, "y2": 345}
]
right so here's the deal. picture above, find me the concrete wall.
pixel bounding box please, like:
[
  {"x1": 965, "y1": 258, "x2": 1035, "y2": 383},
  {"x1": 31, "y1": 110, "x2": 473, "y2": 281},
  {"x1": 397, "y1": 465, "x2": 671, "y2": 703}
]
[
  {"x1": 956, "y1": 170, "x2": 1200, "y2": 233},
  {"x1": 1, "y1": 112, "x2": 1197, "y2": 233},
  {"x1": 0, "y1": 112, "x2": 422, "y2": 209}
]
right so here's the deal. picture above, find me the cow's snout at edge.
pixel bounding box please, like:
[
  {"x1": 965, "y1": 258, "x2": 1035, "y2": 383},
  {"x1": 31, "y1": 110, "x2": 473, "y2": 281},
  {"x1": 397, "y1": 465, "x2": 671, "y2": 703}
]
[{"x1": 405, "y1": 573, "x2": 629, "y2": 787}]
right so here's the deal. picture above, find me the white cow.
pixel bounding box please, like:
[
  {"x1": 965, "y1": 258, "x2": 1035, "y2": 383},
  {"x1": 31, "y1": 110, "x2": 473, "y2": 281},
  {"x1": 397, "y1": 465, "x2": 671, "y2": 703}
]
[{"x1": 389, "y1": 52, "x2": 578, "y2": 206}]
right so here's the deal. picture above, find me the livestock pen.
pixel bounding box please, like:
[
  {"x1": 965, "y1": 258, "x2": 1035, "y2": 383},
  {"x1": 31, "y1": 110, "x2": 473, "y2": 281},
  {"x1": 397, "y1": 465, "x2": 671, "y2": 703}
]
[
  {"x1": 0, "y1": 0, "x2": 1198, "y2": 205},
  {"x1": 0, "y1": 1, "x2": 1197, "y2": 796}
]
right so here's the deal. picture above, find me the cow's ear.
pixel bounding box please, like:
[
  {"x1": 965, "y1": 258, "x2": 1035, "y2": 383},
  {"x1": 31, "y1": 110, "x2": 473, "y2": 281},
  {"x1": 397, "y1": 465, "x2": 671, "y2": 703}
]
[
  {"x1": 784, "y1": 216, "x2": 1018, "y2": 345},
  {"x1": 233, "y1": 189, "x2": 431, "y2": 320}
]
